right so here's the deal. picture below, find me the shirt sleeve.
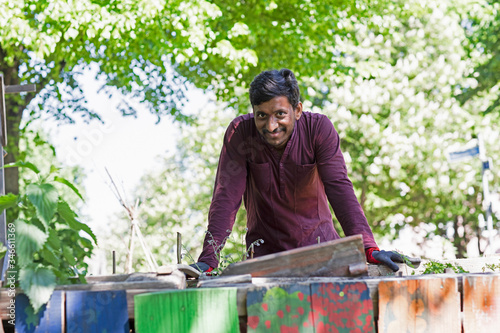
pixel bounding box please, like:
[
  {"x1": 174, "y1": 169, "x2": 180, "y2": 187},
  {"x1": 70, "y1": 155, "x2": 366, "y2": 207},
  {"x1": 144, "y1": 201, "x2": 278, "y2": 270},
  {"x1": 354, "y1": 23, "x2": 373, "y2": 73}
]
[
  {"x1": 197, "y1": 120, "x2": 248, "y2": 268},
  {"x1": 315, "y1": 115, "x2": 378, "y2": 249}
]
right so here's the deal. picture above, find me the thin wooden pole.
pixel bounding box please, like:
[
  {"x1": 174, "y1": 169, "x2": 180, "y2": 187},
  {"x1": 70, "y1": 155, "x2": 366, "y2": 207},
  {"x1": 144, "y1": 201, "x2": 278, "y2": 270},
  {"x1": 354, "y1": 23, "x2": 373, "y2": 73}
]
[
  {"x1": 177, "y1": 232, "x2": 182, "y2": 264},
  {"x1": 112, "y1": 251, "x2": 116, "y2": 274}
]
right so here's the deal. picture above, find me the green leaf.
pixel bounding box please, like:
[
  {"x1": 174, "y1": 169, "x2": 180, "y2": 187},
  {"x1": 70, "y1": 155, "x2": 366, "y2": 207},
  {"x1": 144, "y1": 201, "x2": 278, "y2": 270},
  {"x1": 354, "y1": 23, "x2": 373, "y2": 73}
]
[
  {"x1": 46, "y1": 228, "x2": 61, "y2": 249},
  {"x1": 62, "y1": 247, "x2": 76, "y2": 266},
  {"x1": 57, "y1": 201, "x2": 97, "y2": 244},
  {"x1": 0, "y1": 244, "x2": 6, "y2": 260},
  {"x1": 53, "y1": 176, "x2": 84, "y2": 200},
  {"x1": 19, "y1": 264, "x2": 56, "y2": 313},
  {"x1": 16, "y1": 220, "x2": 48, "y2": 267},
  {"x1": 26, "y1": 184, "x2": 59, "y2": 227},
  {"x1": 3, "y1": 161, "x2": 40, "y2": 174},
  {"x1": 0, "y1": 193, "x2": 19, "y2": 212},
  {"x1": 39, "y1": 247, "x2": 60, "y2": 267}
]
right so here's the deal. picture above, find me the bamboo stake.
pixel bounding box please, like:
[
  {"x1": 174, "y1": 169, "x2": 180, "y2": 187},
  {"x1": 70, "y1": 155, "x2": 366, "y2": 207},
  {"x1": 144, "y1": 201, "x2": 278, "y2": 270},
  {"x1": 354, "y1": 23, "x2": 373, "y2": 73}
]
[{"x1": 106, "y1": 168, "x2": 158, "y2": 273}]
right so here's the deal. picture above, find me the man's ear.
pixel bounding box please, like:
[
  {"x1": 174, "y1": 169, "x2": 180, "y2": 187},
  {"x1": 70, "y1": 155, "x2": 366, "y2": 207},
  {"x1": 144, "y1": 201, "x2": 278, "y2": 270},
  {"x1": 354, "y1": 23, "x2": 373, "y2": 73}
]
[{"x1": 294, "y1": 102, "x2": 303, "y2": 120}]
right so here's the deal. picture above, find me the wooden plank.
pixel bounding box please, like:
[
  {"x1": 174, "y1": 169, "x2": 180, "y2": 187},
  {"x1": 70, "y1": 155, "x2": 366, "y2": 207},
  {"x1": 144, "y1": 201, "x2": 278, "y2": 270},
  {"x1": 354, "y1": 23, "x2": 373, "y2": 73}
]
[
  {"x1": 134, "y1": 288, "x2": 238, "y2": 333},
  {"x1": 197, "y1": 274, "x2": 252, "y2": 288},
  {"x1": 463, "y1": 274, "x2": 500, "y2": 332},
  {"x1": 66, "y1": 290, "x2": 129, "y2": 333},
  {"x1": 378, "y1": 276, "x2": 461, "y2": 333},
  {"x1": 310, "y1": 282, "x2": 375, "y2": 332},
  {"x1": 56, "y1": 270, "x2": 185, "y2": 291},
  {"x1": 246, "y1": 284, "x2": 313, "y2": 332},
  {"x1": 15, "y1": 290, "x2": 64, "y2": 333},
  {"x1": 4, "y1": 84, "x2": 36, "y2": 94},
  {"x1": 0, "y1": 76, "x2": 7, "y2": 284},
  {"x1": 0, "y1": 75, "x2": 6, "y2": 147},
  {"x1": 221, "y1": 235, "x2": 367, "y2": 278}
]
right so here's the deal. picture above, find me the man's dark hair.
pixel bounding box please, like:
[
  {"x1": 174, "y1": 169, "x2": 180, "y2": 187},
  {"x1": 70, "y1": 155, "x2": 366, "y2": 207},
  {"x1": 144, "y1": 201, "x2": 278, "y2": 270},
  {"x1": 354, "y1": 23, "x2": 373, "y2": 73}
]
[{"x1": 249, "y1": 69, "x2": 301, "y2": 109}]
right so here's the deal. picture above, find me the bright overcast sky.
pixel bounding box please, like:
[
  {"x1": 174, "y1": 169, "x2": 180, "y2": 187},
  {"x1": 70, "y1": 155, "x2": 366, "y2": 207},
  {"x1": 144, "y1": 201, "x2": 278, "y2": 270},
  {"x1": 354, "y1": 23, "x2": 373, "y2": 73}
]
[{"x1": 28, "y1": 69, "x2": 206, "y2": 237}]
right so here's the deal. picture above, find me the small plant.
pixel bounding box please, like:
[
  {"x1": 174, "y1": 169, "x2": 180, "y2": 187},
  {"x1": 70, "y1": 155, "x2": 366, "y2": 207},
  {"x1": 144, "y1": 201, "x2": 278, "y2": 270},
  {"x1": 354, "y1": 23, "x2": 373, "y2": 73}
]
[
  {"x1": 482, "y1": 262, "x2": 500, "y2": 272},
  {"x1": 184, "y1": 229, "x2": 263, "y2": 276},
  {"x1": 0, "y1": 161, "x2": 96, "y2": 313},
  {"x1": 420, "y1": 260, "x2": 469, "y2": 274},
  {"x1": 395, "y1": 250, "x2": 415, "y2": 269}
]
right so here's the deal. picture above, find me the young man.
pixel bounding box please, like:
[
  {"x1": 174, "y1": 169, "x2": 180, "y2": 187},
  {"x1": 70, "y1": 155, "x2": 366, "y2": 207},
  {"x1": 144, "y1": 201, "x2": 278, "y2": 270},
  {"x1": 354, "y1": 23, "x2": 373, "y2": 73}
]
[{"x1": 194, "y1": 69, "x2": 402, "y2": 273}]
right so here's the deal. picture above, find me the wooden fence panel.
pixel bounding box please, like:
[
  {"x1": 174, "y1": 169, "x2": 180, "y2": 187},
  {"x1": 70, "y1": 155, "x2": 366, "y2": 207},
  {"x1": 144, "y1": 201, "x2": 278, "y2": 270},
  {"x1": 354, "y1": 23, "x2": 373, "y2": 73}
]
[
  {"x1": 378, "y1": 277, "x2": 460, "y2": 333},
  {"x1": 66, "y1": 290, "x2": 129, "y2": 333},
  {"x1": 463, "y1": 274, "x2": 500, "y2": 332},
  {"x1": 246, "y1": 284, "x2": 313, "y2": 332},
  {"x1": 15, "y1": 291, "x2": 64, "y2": 333},
  {"x1": 310, "y1": 282, "x2": 375, "y2": 332},
  {"x1": 134, "y1": 287, "x2": 238, "y2": 333}
]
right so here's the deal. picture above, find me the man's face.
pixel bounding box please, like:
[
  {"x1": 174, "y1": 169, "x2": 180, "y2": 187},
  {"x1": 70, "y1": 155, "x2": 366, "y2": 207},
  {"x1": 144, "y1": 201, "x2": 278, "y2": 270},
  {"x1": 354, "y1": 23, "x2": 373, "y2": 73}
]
[{"x1": 253, "y1": 96, "x2": 303, "y2": 151}]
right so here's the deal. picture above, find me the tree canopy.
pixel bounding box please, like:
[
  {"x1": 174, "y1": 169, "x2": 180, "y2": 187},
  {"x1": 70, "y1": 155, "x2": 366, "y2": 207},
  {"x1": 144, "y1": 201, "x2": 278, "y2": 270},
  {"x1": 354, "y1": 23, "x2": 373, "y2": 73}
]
[
  {"x1": 96, "y1": 0, "x2": 500, "y2": 271},
  {"x1": 1, "y1": 0, "x2": 392, "y2": 198}
]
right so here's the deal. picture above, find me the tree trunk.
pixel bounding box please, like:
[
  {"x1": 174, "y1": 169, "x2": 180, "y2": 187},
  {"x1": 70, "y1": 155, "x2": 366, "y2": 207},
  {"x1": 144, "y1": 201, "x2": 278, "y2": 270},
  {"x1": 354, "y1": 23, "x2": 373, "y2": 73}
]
[
  {"x1": 1, "y1": 64, "x2": 31, "y2": 222},
  {"x1": 453, "y1": 215, "x2": 467, "y2": 258}
]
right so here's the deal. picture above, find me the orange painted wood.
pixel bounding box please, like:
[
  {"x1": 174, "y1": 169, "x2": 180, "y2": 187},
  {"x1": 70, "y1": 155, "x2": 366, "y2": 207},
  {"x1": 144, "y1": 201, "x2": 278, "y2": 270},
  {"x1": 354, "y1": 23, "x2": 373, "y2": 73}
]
[
  {"x1": 463, "y1": 274, "x2": 500, "y2": 332},
  {"x1": 378, "y1": 277, "x2": 460, "y2": 333}
]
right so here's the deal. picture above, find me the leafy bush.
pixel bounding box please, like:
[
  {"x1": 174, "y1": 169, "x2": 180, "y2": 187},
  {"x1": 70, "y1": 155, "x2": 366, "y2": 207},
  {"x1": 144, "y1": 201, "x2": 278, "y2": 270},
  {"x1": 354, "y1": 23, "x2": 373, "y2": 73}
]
[
  {"x1": 0, "y1": 161, "x2": 96, "y2": 313},
  {"x1": 420, "y1": 260, "x2": 469, "y2": 274}
]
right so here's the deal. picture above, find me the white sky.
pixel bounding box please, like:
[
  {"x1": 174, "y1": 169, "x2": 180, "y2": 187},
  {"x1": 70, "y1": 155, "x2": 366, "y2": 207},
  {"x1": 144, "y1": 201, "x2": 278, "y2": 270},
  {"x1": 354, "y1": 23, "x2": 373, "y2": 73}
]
[{"x1": 28, "y1": 71, "x2": 206, "y2": 236}]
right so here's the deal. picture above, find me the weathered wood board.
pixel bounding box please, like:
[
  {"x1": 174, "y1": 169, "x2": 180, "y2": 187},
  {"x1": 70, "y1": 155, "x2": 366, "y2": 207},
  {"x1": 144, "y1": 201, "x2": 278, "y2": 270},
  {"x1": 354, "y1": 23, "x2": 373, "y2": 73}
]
[
  {"x1": 247, "y1": 284, "x2": 313, "y2": 332},
  {"x1": 378, "y1": 276, "x2": 461, "y2": 333},
  {"x1": 246, "y1": 281, "x2": 374, "y2": 332},
  {"x1": 15, "y1": 290, "x2": 64, "y2": 333},
  {"x1": 66, "y1": 290, "x2": 129, "y2": 333},
  {"x1": 134, "y1": 287, "x2": 239, "y2": 333},
  {"x1": 221, "y1": 235, "x2": 367, "y2": 278},
  {"x1": 310, "y1": 282, "x2": 375, "y2": 332},
  {"x1": 463, "y1": 274, "x2": 500, "y2": 332}
]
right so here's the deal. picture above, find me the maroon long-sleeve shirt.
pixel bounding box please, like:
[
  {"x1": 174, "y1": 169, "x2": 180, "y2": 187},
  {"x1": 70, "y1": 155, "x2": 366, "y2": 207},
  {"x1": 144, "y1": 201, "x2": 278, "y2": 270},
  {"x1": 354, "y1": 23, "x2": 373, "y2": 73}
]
[{"x1": 198, "y1": 111, "x2": 378, "y2": 268}]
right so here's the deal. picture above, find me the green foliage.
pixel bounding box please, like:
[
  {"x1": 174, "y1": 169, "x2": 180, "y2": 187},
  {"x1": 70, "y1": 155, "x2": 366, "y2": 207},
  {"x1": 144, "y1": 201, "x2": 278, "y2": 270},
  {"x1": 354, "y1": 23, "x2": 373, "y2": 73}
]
[
  {"x1": 420, "y1": 260, "x2": 469, "y2": 274},
  {"x1": 457, "y1": 0, "x2": 500, "y2": 114},
  {"x1": 318, "y1": 0, "x2": 500, "y2": 258},
  {"x1": 482, "y1": 261, "x2": 500, "y2": 272},
  {"x1": 1, "y1": 159, "x2": 95, "y2": 313}
]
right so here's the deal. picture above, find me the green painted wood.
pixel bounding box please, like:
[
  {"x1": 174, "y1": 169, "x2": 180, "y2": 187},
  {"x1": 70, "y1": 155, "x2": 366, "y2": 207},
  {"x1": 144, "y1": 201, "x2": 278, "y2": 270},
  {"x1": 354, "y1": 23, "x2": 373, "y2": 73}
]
[
  {"x1": 247, "y1": 284, "x2": 313, "y2": 333},
  {"x1": 310, "y1": 282, "x2": 375, "y2": 332},
  {"x1": 134, "y1": 287, "x2": 238, "y2": 333}
]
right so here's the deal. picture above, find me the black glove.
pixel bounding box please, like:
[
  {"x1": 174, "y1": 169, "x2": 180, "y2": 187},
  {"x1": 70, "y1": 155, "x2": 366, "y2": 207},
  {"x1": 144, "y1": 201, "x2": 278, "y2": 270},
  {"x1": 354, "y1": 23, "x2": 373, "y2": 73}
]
[
  {"x1": 189, "y1": 262, "x2": 211, "y2": 273},
  {"x1": 372, "y1": 250, "x2": 405, "y2": 272}
]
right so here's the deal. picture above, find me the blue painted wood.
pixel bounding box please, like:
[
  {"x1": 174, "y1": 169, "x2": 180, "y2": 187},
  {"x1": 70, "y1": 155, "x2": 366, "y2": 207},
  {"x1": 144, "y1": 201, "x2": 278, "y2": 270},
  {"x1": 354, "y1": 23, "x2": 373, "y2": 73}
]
[
  {"x1": 66, "y1": 290, "x2": 129, "y2": 333},
  {"x1": 15, "y1": 291, "x2": 64, "y2": 333}
]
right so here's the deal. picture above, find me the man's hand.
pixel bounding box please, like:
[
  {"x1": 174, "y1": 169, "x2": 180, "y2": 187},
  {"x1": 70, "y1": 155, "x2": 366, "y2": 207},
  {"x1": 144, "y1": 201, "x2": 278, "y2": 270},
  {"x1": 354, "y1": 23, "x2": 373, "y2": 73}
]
[
  {"x1": 189, "y1": 262, "x2": 212, "y2": 273},
  {"x1": 366, "y1": 247, "x2": 404, "y2": 272}
]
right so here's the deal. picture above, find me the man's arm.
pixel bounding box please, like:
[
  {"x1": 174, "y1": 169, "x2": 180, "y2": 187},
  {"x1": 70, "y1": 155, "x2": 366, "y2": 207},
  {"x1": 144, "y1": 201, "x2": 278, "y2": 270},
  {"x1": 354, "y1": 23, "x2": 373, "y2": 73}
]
[
  {"x1": 197, "y1": 120, "x2": 248, "y2": 269},
  {"x1": 314, "y1": 116, "x2": 404, "y2": 271},
  {"x1": 314, "y1": 115, "x2": 378, "y2": 249}
]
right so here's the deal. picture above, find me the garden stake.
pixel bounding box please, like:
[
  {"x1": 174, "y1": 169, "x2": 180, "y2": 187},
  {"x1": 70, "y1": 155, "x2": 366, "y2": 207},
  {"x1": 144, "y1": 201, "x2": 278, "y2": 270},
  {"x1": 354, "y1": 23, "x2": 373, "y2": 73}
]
[
  {"x1": 177, "y1": 232, "x2": 182, "y2": 264},
  {"x1": 112, "y1": 250, "x2": 116, "y2": 274},
  {"x1": 106, "y1": 168, "x2": 158, "y2": 273}
]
